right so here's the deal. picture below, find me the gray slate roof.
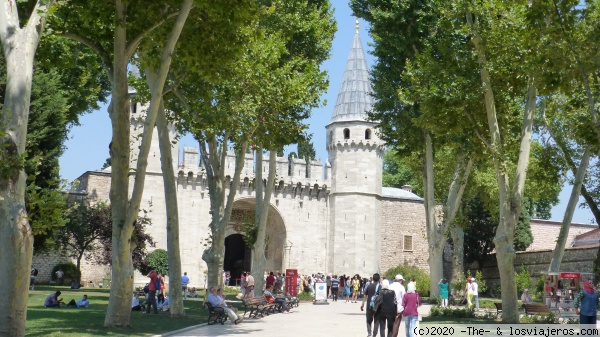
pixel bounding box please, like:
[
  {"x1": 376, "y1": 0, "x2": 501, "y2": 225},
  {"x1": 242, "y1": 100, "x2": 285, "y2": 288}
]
[
  {"x1": 381, "y1": 187, "x2": 424, "y2": 201},
  {"x1": 330, "y1": 30, "x2": 374, "y2": 124}
]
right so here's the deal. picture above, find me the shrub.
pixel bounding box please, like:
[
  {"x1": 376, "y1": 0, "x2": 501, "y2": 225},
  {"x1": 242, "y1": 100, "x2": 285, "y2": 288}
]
[
  {"x1": 51, "y1": 263, "x2": 79, "y2": 283},
  {"x1": 430, "y1": 305, "x2": 475, "y2": 318},
  {"x1": 535, "y1": 277, "x2": 545, "y2": 297},
  {"x1": 297, "y1": 291, "x2": 314, "y2": 301},
  {"x1": 520, "y1": 312, "x2": 558, "y2": 324},
  {"x1": 475, "y1": 270, "x2": 488, "y2": 294},
  {"x1": 384, "y1": 265, "x2": 430, "y2": 297},
  {"x1": 140, "y1": 249, "x2": 169, "y2": 275},
  {"x1": 515, "y1": 264, "x2": 531, "y2": 294}
]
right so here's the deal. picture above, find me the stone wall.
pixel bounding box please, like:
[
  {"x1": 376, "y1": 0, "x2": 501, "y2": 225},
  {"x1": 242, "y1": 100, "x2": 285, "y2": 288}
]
[
  {"x1": 380, "y1": 198, "x2": 429, "y2": 273},
  {"x1": 527, "y1": 219, "x2": 595, "y2": 251},
  {"x1": 479, "y1": 247, "x2": 596, "y2": 290},
  {"x1": 32, "y1": 250, "x2": 111, "y2": 286}
]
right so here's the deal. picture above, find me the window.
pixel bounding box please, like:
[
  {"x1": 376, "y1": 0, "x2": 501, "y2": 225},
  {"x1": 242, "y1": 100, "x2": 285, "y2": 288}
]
[
  {"x1": 403, "y1": 235, "x2": 413, "y2": 252},
  {"x1": 344, "y1": 128, "x2": 350, "y2": 139},
  {"x1": 329, "y1": 130, "x2": 333, "y2": 143},
  {"x1": 365, "y1": 129, "x2": 371, "y2": 140}
]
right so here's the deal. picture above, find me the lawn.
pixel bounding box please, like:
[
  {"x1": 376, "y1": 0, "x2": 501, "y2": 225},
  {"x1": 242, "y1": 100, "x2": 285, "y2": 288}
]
[{"x1": 26, "y1": 286, "x2": 241, "y2": 336}]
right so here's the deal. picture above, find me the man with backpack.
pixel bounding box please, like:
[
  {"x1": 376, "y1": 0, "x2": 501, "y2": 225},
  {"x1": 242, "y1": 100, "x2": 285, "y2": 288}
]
[
  {"x1": 361, "y1": 273, "x2": 381, "y2": 337},
  {"x1": 30, "y1": 267, "x2": 38, "y2": 290},
  {"x1": 146, "y1": 270, "x2": 160, "y2": 314}
]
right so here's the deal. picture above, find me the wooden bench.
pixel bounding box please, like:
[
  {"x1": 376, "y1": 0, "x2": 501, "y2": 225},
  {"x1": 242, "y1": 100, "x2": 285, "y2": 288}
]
[
  {"x1": 242, "y1": 297, "x2": 276, "y2": 318},
  {"x1": 494, "y1": 303, "x2": 502, "y2": 317},
  {"x1": 205, "y1": 302, "x2": 228, "y2": 325},
  {"x1": 524, "y1": 303, "x2": 551, "y2": 316},
  {"x1": 275, "y1": 293, "x2": 299, "y2": 309}
]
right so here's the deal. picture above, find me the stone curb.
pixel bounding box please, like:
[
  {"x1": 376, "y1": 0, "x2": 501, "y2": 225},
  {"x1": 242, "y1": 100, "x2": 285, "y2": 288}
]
[{"x1": 154, "y1": 322, "x2": 209, "y2": 337}]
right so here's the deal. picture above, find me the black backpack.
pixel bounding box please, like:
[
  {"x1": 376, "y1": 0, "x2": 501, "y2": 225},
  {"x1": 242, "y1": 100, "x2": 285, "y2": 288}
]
[{"x1": 33, "y1": 268, "x2": 39, "y2": 276}]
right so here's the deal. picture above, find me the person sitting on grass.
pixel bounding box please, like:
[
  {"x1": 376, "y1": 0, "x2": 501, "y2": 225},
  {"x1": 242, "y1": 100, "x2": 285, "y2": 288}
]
[
  {"x1": 44, "y1": 290, "x2": 64, "y2": 308},
  {"x1": 132, "y1": 293, "x2": 145, "y2": 311},
  {"x1": 157, "y1": 293, "x2": 165, "y2": 310},
  {"x1": 264, "y1": 285, "x2": 292, "y2": 314},
  {"x1": 66, "y1": 294, "x2": 89, "y2": 308},
  {"x1": 161, "y1": 295, "x2": 170, "y2": 311}
]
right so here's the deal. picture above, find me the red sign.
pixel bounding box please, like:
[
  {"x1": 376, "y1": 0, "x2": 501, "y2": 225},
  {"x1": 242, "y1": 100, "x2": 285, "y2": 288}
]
[
  {"x1": 560, "y1": 273, "x2": 581, "y2": 279},
  {"x1": 286, "y1": 269, "x2": 298, "y2": 296}
]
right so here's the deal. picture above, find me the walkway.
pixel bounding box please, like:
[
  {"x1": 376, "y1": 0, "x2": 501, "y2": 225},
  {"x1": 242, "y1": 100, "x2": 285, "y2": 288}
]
[{"x1": 162, "y1": 300, "x2": 433, "y2": 337}]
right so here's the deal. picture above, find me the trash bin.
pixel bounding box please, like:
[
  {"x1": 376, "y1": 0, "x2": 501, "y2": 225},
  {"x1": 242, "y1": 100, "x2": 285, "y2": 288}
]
[{"x1": 102, "y1": 278, "x2": 110, "y2": 289}]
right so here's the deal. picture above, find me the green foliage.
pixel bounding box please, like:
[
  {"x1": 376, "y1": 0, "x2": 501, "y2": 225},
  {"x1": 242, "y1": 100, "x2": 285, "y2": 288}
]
[
  {"x1": 515, "y1": 265, "x2": 532, "y2": 295},
  {"x1": 141, "y1": 249, "x2": 169, "y2": 276},
  {"x1": 535, "y1": 277, "x2": 545, "y2": 297},
  {"x1": 51, "y1": 263, "x2": 79, "y2": 283},
  {"x1": 384, "y1": 265, "x2": 430, "y2": 297},
  {"x1": 430, "y1": 306, "x2": 475, "y2": 318},
  {"x1": 451, "y1": 274, "x2": 466, "y2": 297},
  {"x1": 382, "y1": 150, "x2": 421, "y2": 193},
  {"x1": 475, "y1": 270, "x2": 488, "y2": 294},
  {"x1": 297, "y1": 291, "x2": 314, "y2": 301}
]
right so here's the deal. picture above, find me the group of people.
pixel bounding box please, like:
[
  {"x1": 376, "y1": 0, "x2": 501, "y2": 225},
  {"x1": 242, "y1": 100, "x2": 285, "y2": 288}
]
[
  {"x1": 44, "y1": 290, "x2": 89, "y2": 309},
  {"x1": 360, "y1": 273, "x2": 421, "y2": 337}
]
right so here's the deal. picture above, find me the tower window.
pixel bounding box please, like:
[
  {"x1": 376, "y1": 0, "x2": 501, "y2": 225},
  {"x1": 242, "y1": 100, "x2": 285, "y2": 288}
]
[
  {"x1": 403, "y1": 235, "x2": 413, "y2": 252},
  {"x1": 365, "y1": 129, "x2": 371, "y2": 140},
  {"x1": 344, "y1": 128, "x2": 350, "y2": 139},
  {"x1": 329, "y1": 130, "x2": 333, "y2": 143}
]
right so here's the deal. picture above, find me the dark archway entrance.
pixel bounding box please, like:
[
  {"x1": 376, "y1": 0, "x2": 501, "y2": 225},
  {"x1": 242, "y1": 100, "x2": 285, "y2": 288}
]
[{"x1": 224, "y1": 234, "x2": 251, "y2": 284}]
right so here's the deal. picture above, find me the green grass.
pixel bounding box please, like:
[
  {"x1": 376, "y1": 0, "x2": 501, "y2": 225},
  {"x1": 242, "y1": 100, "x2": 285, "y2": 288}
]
[
  {"x1": 422, "y1": 316, "x2": 496, "y2": 324},
  {"x1": 26, "y1": 286, "x2": 242, "y2": 336}
]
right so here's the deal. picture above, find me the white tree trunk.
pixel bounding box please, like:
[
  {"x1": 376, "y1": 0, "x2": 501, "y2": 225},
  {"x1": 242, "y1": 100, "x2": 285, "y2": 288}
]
[
  {"x1": 156, "y1": 102, "x2": 184, "y2": 316},
  {"x1": 251, "y1": 150, "x2": 276, "y2": 296},
  {"x1": 450, "y1": 226, "x2": 464, "y2": 283},
  {"x1": 0, "y1": 1, "x2": 50, "y2": 334},
  {"x1": 548, "y1": 146, "x2": 591, "y2": 272}
]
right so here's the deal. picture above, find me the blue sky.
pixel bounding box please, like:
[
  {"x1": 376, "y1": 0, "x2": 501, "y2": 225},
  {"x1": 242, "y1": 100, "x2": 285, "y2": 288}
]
[{"x1": 58, "y1": 0, "x2": 596, "y2": 225}]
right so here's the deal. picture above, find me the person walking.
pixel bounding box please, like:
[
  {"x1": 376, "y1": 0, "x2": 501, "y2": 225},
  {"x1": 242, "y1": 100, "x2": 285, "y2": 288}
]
[
  {"x1": 378, "y1": 280, "x2": 397, "y2": 337},
  {"x1": 574, "y1": 279, "x2": 599, "y2": 335},
  {"x1": 352, "y1": 275, "x2": 360, "y2": 303},
  {"x1": 331, "y1": 275, "x2": 340, "y2": 301},
  {"x1": 438, "y1": 279, "x2": 449, "y2": 308},
  {"x1": 182, "y1": 272, "x2": 190, "y2": 299},
  {"x1": 361, "y1": 273, "x2": 381, "y2": 337},
  {"x1": 472, "y1": 279, "x2": 479, "y2": 310},
  {"x1": 402, "y1": 283, "x2": 421, "y2": 337},
  {"x1": 145, "y1": 270, "x2": 159, "y2": 314},
  {"x1": 465, "y1": 278, "x2": 474, "y2": 309},
  {"x1": 56, "y1": 269, "x2": 64, "y2": 286},
  {"x1": 389, "y1": 275, "x2": 406, "y2": 337}
]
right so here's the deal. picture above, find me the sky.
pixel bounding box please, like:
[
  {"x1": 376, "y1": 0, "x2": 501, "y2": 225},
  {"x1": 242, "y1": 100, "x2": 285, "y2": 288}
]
[{"x1": 58, "y1": 0, "x2": 596, "y2": 225}]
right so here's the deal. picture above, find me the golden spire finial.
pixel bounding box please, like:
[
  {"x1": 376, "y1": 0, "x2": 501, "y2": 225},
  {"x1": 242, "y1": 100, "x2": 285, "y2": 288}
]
[{"x1": 355, "y1": 18, "x2": 359, "y2": 33}]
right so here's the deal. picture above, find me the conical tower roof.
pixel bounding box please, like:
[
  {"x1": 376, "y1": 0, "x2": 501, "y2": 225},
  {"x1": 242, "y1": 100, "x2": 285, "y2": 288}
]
[{"x1": 329, "y1": 23, "x2": 374, "y2": 124}]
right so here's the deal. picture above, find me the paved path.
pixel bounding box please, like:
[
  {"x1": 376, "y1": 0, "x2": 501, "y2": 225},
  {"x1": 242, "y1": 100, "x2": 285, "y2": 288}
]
[{"x1": 163, "y1": 300, "x2": 433, "y2": 337}]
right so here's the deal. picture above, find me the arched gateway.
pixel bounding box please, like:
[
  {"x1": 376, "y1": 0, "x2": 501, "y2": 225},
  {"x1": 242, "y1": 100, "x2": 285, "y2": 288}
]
[{"x1": 223, "y1": 198, "x2": 287, "y2": 282}]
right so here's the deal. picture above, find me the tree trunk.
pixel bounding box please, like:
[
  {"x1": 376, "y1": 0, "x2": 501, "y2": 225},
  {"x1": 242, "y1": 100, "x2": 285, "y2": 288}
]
[
  {"x1": 251, "y1": 150, "x2": 276, "y2": 296},
  {"x1": 156, "y1": 101, "x2": 184, "y2": 316},
  {"x1": 0, "y1": 2, "x2": 49, "y2": 334},
  {"x1": 203, "y1": 229, "x2": 226, "y2": 288},
  {"x1": 451, "y1": 226, "x2": 464, "y2": 282},
  {"x1": 104, "y1": 1, "x2": 134, "y2": 327},
  {"x1": 548, "y1": 146, "x2": 591, "y2": 272}
]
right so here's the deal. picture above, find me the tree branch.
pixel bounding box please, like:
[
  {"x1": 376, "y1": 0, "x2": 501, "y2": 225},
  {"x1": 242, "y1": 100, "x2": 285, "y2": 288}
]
[
  {"x1": 125, "y1": 10, "x2": 182, "y2": 60},
  {"x1": 60, "y1": 32, "x2": 113, "y2": 82}
]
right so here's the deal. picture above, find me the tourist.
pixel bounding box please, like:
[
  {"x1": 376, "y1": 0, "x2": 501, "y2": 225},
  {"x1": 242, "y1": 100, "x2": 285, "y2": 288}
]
[
  {"x1": 157, "y1": 293, "x2": 165, "y2": 310},
  {"x1": 352, "y1": 275, "x2": 360, "y2": 303},
  {"x1": 245, "y1": 272, "x2": 255, "y2": 298},
  {"x1": 331, "y1": 275, "x2": 340, "y2": 302},
  {"x1": 240, "y1": 272, "x2": 247, "y2": 296},
  {"x1": 56, "y1": 269, "x2": 64, "y2": 286},
  {"x1": 378, "y1": 280, "x2": 397, "y2": 337},
  {"x1": 266, "y1": 271, "x2": 275, "y2": 288},
  {"x1": 465, "y1": 278, "x2": 474, "y2": 309},
  {"x1": 345, "y1": 275, "x2": 351, "y2": 303},
  {"x1": 264, "y1": 285, "x2": 292, "y2": 313},
  {"x1": 145, "y1": 270, "x2": 159, "y2": 314},
  {"x1": 390, "y1": 275, "x2": 406, "y2": 337},
  {"x1": 66, "y1": 294, "x2": 89, "y2": 308},
  {"x1": 545, "y1": 278, "x2": 554, "y2": 307},
  {"x1": 521, "y1": 289, "x2": 533, "y2": 305},
  {"x1": 438, "y1": 279, "x2": 449, "y2": 308},
  {"x1": 30, "y1": 267, "x2": 37, "y2": 291},
  {"x1": 225, "y1": 271, "x2": 231, "y2": 286},
  {"x1": 361, "y1": 273, "x2": 381, "y2": 337},
  {"x1": 402, "y1": 283, "x2": 421, "y2": 337},
  {"x1": 182, "y1": 272, "x2": 190, "y2": 298},
  {"x1": 326, "y1": 274, "x2": 332, "y2": 298},
  {"x1": 206, "y1": 286, "x2": 242, "y2": 324},
  {"x1": 161, "y1": 295, "x2": 170, "y2": 311},
  {"x1": 132, "y1": 293, "x2": 143, "y2": 311},
  {"x1": 574, "y1": 279, "x2": 599, "y2": 332},
  {"x1": 44, "y1": 290, "x2": 63, "y2": 308}
]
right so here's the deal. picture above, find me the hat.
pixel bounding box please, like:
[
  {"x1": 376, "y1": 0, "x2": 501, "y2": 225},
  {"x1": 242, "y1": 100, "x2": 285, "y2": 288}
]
[
  {"x1": 524, "y1": 288, "x2": 529, "y2": 292},
  {"x1": 395, "y1": 274, "x2": 404, "y2": 281},
  {"x1": 381, "y1": 279, "x2": 390, "y2": 289}
]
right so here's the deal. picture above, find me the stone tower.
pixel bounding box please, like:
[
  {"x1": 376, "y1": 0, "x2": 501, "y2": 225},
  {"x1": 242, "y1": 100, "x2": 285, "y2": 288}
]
[{"x1": 326, "y1": 22, "x2": 384, "y2": 276}]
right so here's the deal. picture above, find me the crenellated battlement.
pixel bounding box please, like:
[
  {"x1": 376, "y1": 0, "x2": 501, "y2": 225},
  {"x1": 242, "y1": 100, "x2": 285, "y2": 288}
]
[
  {"x1": 326, "y1": 138, "x2": 385, "y2": 153},
  {"x1": 175, "y1": 147, "x2": 331, "y2": 198}
]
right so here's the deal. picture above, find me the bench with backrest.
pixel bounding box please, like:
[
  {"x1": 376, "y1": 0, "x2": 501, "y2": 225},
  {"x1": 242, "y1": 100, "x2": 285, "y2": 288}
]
[
  {"x1": 524, "y1": 303, "x2": 551, "y2": 316},
  {"x1": 205, "y1": 302, "x2": 228, "y2": 325},
  {"x1": 494, "y1": 303, "x2": 502, "y2": 317},
  {"x1": 242, "y1": 297, "x2": 276, "y2": 318}
]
